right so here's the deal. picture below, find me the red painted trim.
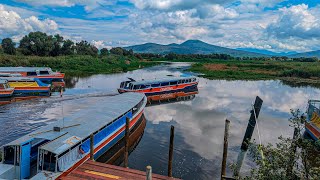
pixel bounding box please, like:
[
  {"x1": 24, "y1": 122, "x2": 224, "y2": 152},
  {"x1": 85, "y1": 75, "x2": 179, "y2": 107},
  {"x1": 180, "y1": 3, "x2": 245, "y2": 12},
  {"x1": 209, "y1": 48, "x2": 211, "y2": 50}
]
[
  {"x1": 119, "y1": 82, "x2": 198, "y2": 93},
  {"x1": 57, "y1": 110, "x2": 144, "y2": 179},
  {"x1": 306, "y1": 123, "x2": 320, "y2": 139}
]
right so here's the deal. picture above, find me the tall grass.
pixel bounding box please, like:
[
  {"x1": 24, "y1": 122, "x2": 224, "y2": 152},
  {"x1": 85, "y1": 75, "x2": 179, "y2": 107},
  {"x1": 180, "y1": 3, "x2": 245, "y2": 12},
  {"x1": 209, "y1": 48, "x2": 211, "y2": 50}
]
[{"x1": 0, "y1": 54, "x2": 159, "y2": 75}]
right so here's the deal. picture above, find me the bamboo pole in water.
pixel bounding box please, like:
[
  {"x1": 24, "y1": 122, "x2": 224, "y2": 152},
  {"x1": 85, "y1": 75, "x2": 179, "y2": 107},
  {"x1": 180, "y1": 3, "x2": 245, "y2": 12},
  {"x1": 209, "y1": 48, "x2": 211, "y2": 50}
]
[
  {"x1": 234, "y1": 96, "x2": 263, "y2": 176},
  {"x1": 221, "y1": 119, "x2": 230, "y2": 180},
  {"x1": 124, "y1": 117, "x2": 130, "y2": 168},
  {"x1": 168, "y1": 125, "x2": 174, "y2": 177}
]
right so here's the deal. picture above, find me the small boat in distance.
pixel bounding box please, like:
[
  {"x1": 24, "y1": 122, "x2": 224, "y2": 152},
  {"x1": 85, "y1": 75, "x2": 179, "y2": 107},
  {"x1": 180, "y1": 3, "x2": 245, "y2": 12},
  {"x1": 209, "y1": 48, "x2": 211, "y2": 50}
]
[
  {"x1": 0, "y1": 67, "x2": 65, "y2": 87},
  {"x1": 305, "y1": 100, "x2": 320, "y2": 141},
  {"x1": 118, "y1": 76, "x2": 199, "y2": 97},
  {"x1": 0, "y1": 93, "x2": 147, "y2": 179},
  {"x1": 3, "y1": 77, "x2": 51, "y2": 97},
  {"x1": 0, "y1": 79, "x2": 14, "y2": 104}
]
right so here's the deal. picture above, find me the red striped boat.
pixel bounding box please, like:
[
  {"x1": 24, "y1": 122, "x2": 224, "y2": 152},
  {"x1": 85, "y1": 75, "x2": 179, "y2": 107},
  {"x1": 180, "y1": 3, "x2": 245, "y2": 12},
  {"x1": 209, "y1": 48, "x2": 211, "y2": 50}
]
[
  {"x1": 0, "y1": 67, "x2": 65, "y2": 87},
  {"x1": 118, "y1": 76, "x2": 198, "y2": 97},
  {"x1": 0, "y1": 79, "x2": 14, "y2": 105},
  {"x1": 305, "y1": 100, "x2": 320, "y2": 141}
]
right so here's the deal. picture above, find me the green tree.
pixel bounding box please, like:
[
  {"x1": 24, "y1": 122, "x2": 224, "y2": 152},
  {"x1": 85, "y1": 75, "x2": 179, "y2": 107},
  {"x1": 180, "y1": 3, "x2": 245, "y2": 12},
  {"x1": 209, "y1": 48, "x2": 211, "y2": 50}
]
[
  {"x1": 110, "y1": 47, "x2": 124, "y2": 56},
  {"x1": 236, "y1": 110, "x2": 320, "y2": 180},
  {"x1": 50, "y1": 34, "x2": 64, "y2": 56},
  {"x1": 100, "y1": 48, "x2": 109, "y2": 56},
  {"x1": 61, "y1": 39, "x2": 75, "y2": 55},
  {"x1": 1, "y1": 38, "x2": 16, "y2": 55},
  {"x1": 19, "y1": 31, "x2": 54, "y2": 56},
  {"x1": 75, "y1": 40, "x2": 98, "y2": 56}
]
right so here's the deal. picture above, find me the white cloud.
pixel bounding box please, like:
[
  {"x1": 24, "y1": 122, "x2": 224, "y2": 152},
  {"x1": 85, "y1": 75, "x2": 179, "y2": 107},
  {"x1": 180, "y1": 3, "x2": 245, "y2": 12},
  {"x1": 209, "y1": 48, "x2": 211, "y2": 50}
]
[
  {"x1": 266, "y1": 4, "x2": 320, "y2": 39},
  {"x1": 0, "y1": 5, "x2": 59, "y2": 41},
  {"x1": 91, "y1": 40, "x2": 112, "y2": 49}
]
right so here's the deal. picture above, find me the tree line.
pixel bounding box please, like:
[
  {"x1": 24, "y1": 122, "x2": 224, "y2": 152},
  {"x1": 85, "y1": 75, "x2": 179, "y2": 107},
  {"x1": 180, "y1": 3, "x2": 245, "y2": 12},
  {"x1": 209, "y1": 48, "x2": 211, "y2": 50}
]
[
  {"x1": 1, "y1": 31, "x2": 318, "y2": 62},
  {"x1": 0, "y1": 31, "x2": 134, "y2": 57}
]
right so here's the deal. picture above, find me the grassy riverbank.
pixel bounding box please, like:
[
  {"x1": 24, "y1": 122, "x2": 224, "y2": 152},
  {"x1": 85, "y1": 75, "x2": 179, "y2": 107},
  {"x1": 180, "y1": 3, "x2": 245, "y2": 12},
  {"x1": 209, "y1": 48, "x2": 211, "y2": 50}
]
[
  {"x1": 189, "y1": 60, "x2": 320, "y2": 85},
  {"x1": 0, "y1": 54, "x2": 159, "y2": 75}
]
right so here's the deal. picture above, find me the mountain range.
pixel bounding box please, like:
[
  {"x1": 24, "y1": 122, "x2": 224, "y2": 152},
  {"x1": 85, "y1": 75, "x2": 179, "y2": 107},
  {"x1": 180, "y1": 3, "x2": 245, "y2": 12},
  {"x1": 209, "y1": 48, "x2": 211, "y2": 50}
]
[{"x1": 125, "y1": 40, "x2": 320, "y2": 58}]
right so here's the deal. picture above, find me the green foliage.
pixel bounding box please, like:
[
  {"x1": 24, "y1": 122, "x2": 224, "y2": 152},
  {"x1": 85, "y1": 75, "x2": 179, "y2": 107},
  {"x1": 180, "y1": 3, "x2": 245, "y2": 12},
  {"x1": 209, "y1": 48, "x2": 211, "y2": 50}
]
[
  {"x1": 60, "y1": 39, "x2": 75, "y2": 55},
  {"x1": 0, "y1": 54, "x2": 159, "y2": 75},
  {"x1": 281, "y1": 69, "x2": 312, "y2": 78},
  {"x1": 100, "y1": 48, "x2": 109, "y2": 56},
  {"x1": 237, "y1": 110, "x2": 320, "y2": 180},
  {"x1": 1, "y1": 38, "x2": 16, "y2": 55},
  {"x1": 75, "y1": 40, "x2": 98, "y2": 56}
]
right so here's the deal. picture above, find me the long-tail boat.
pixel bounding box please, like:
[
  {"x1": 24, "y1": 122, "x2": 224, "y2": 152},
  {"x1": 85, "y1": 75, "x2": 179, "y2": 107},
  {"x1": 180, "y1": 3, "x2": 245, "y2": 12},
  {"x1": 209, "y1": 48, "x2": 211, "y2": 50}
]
[
  {"x1": 4, "y1": 77, "x2": 51, "y2": 97},
  {"x1": 0, "y1": 92, "x2": 147, "y2": 179},
  {"x1": 0, "y1": 67, "x2": 65, "y2": 87},
  {"x1": 0, "y1": 79, "x2": 14, "y2": 104},
  {"x1": 118, "y1": 76, "x2": 198, "y2": 96},
  {"x1": 306, "y1": 100, "x2": 320, "y2": 141}
]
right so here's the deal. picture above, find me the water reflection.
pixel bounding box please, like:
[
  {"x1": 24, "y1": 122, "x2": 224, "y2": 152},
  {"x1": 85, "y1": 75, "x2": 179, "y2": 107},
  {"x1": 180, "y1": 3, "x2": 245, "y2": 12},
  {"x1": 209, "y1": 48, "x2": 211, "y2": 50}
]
[{"x1": 1, "y1": 63, "x2": 320, "y2": 179}]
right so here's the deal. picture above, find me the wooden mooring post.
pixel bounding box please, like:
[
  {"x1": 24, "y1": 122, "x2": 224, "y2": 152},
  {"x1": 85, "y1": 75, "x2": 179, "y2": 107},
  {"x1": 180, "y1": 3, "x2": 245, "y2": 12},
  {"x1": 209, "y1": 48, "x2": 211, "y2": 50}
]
[
  {"x1": 168, "y1": 125, "x2": 174, "y2": 177},
  {"x1": 234, "y1": 96, "x2": 263, "y2": 177},
  {"x1": 124, "y1": 117, "x2": 130, "y2": 168},
  {"x1": 287, "y1": 127, "x2": 299, "y2": 178},
  {"x1": 146, "y1": 166, "x2": 152, "y2": 180},
  {"x1": 90, "y1": 134, "x2": 94, "y2": 161},
  {"x1": 221, "y1": 119, "x2": 230, "y2": 180},
  {"x1": 60, "y1": 86, "x2": 63, "y2": 97}
]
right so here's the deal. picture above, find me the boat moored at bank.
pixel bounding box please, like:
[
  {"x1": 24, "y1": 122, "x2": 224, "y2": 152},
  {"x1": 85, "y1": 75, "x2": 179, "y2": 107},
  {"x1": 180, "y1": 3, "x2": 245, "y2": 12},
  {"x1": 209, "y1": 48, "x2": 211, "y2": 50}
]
[
  {"x1": 118, "y1": 76, "x2": 198, "y2": 96},
  {"x1": 0, "y1": 92, "x2": 147, "y2": 179},
  {"x1": 0, "y1": 67, "x2": 65, "y2": 87},
  {"x1": 0, "y1": 79, "x2": 14, "y2": 104},
  {"x1": 4, "y1": 77, "x2": 51, "y2": 97},
  {"x1": 306, "y1": 100, "x2": 320, "y2": 141}
]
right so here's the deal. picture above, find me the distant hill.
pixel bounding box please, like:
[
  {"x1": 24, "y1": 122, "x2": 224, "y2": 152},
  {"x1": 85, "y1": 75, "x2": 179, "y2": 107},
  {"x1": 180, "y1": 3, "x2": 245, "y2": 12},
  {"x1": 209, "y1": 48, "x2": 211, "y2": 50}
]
[
  {"x1": 236, "y1": 48, "x2": 297, "y2": 57},
  {"x1": 288, "y1": 50, "x2": 320, "y2": 58},
  {"x1": 125, "y1": 40, "x2": 268, "y2": 57}
]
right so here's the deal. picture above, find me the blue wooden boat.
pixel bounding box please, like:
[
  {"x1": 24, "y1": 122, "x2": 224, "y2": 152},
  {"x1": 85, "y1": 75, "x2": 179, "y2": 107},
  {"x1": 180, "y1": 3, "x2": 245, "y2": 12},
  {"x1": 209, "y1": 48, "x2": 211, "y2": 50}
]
[
  {"x1": 305, "y1": 100, "x2": 320, "y2": 141},
  {"x1": 0, "y1": 93, "x2": 147, "y2": 179}
]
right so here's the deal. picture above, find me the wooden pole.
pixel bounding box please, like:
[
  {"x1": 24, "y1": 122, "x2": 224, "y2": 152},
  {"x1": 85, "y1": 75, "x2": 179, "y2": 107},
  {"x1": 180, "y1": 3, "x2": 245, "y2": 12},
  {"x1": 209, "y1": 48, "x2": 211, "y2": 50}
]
[
  {"x1": 287, "y1": 127, "x2": 299, "y2": 178},
  {"x1": 90, "y1": 134, "x2": 94, "y2": 161},
  {"x1": 146, "y1": 166, "x2": 152, "y2": 180},
  {"x1": 60, "y1": 86, "x2": 63, "y2": 97},
  {"x1": 124, "y1": 117, "x2": 130, "y2": 168},
  {"x1": 234, "y1": 96, "x2": 263, "y2": 176},
  {"x1": 168, "y1": 125, "x2": 174, "y2": 177},
  {"x1": 221, "y1": 119, "x2": 230, "y2": 180}
]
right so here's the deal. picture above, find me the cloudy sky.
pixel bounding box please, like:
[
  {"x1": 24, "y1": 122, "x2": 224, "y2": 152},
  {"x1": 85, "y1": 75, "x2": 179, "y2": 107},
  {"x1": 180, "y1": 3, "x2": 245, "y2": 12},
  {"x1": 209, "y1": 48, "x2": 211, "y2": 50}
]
[{"x1": 0, "y1": 0, "x2": 319, "y2": 52}]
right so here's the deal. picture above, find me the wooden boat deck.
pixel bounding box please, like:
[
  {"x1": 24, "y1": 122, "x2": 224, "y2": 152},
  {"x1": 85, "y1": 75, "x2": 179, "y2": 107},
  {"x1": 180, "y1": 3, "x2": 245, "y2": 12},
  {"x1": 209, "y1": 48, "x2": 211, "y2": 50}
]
[{"x1": 61, "y1": 160, "x2": 179, "y2": 180}]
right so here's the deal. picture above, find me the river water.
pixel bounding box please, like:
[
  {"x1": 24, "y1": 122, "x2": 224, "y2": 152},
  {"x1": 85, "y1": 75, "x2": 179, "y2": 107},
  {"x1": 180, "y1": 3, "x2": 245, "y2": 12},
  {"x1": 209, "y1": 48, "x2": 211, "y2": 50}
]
[{"x1": 1, "y1": 62, "x2": 320, "y2": 179}]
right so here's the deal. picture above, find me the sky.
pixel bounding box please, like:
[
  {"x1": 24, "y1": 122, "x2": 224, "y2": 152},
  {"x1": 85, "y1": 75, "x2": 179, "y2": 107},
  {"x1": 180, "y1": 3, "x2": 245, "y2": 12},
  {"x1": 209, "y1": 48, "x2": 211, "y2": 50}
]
[{"x1": 0, "y1": 0, "x2": 319, "y2": 53}]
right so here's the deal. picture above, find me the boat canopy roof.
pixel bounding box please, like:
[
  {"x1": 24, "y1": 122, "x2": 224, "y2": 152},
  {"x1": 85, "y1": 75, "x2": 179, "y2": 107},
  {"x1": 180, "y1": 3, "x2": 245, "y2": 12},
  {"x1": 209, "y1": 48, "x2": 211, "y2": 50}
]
[
  {"x1": 0, "y1": 79, "x2": 8, "y2": 84},
  {"x1": 4, "y1": 93, "x2": 146, "y2": 155},
  {"x1": 0, "y1": 67, "x2": 52, "y2": 72},
  {"x1": 1, "y1": 77, "x2": 37, "y2": 81},
  {"x1": 129, "y1": 76, "x2": 197, "y2": 86}
]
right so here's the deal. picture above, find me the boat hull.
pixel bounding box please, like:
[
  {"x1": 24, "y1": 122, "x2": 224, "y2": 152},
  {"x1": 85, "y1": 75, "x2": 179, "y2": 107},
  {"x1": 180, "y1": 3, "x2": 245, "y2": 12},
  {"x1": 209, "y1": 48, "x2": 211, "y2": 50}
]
[
  {"x1": 58, "y1": 110, "x2": 145, "y2": 179},
  {"x1": 118, "y1": 82, "x2": 198, "y2": 96},
  {"x1": 13, "y1": 87, "x2": 51, "y2": 97},
  {"x1": 0, "y1": 89, "x2": 14, "y2": 98},
  {"x1": 305, "y1": 122, "x2": 320, "y2": 141}
]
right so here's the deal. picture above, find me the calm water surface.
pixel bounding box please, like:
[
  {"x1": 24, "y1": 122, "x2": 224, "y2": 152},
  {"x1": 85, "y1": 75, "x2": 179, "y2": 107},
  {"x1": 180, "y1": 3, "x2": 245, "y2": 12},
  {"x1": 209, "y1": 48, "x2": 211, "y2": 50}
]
[{"x1": 1, "y1": 62, "x2": 320, "y2": 179}]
